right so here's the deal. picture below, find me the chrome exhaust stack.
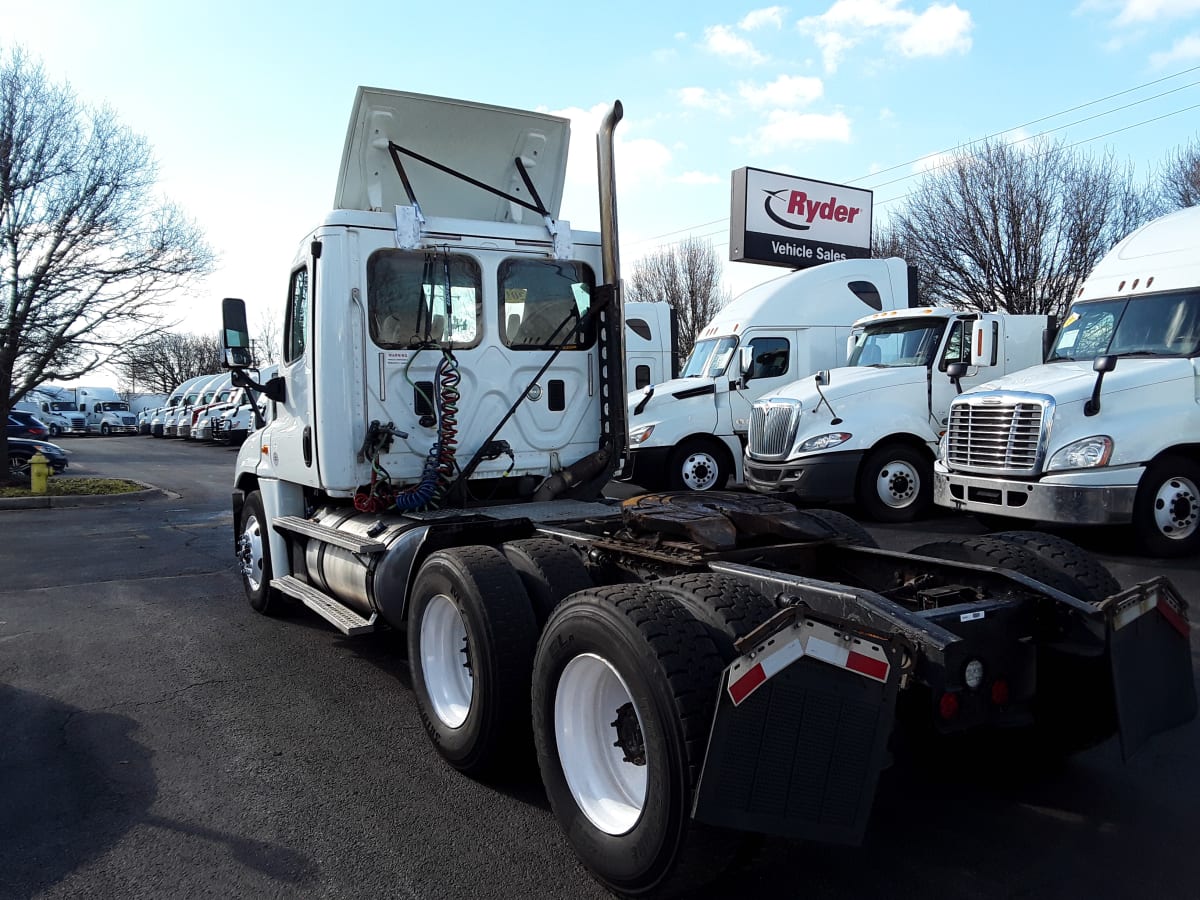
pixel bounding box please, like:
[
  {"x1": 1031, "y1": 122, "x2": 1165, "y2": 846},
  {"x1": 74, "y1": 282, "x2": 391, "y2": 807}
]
[{"x1": 596, "y1": 101, "x2": 628, "y2": 464}]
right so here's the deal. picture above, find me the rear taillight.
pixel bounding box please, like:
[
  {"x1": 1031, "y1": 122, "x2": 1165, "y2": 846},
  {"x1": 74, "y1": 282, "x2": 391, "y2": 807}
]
[{"x1": 938, "y1": 692, "x2": 960, "y2": 720}]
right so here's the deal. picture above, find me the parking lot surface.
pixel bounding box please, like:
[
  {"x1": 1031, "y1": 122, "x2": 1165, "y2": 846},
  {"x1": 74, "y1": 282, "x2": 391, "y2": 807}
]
[{"x1": 1, "y1": 435, "x2": 1197, "y2": 899}]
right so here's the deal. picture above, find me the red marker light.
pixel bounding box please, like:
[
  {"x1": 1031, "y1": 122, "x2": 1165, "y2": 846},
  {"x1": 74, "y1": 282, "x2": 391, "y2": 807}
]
[
  {"x1": 991, "y1": 679, "x2": 1009, "y2": 707},
  {"x1": 938, "y1": 692, "x2": 960, "y2": 720}
]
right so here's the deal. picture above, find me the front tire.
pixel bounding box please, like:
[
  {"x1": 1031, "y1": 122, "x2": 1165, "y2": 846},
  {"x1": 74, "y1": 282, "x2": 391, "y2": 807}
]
[
  {"x1": 237, "y1": 490, "x2": 284, "y2": 614},
  {"x1": 408, "y1": 547, "x2": 538, "y2": 775},
  {"x1": 533, "y1": 585, "x2": 734, "y2": 896},
  {"x1": 856, "y1": 442, "x2": 932, "y2": 522},
  {"x1": 48, "y1": 424, "x2": 61, "y2": 437},
  {"x1": 1132, "y1": 455, "x2": 1200, "y2": 557},
  {"x1": 100, "y1": 423, "x2": 110, "y2": 436},
  {"x1": 668, "y1": 438, "x2": 730, "y2": 492}
]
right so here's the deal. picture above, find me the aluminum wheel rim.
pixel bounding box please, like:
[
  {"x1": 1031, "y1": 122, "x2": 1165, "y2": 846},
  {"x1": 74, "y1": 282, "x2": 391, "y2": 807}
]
[
  {"x1": 555, "y1": 653, "x2": 647, "y2": 836},
  {"x1": 420, "y1": 594, "x2": 472, "y2": 729},
  {"x1": 240, "y1": 514, "x2": 265, "y2": 592},
  {"x1": 1153, "y1": 474, "x2": 1199, "y2": 541},
  {"x1": 878, "y1": 459, "x2": 919, "y2": 508},
  {"x1": 681, "y1": 451, "x2": 719, "y2": 491},
  {"x1": 9, "y1": 454, "x2": 31, "y2": 479}
]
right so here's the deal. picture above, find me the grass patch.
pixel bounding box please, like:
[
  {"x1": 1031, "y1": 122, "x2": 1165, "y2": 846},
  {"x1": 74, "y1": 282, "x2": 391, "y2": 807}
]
[{"x1": 0, "y1": 477, "x2": 146, "y2": 498}]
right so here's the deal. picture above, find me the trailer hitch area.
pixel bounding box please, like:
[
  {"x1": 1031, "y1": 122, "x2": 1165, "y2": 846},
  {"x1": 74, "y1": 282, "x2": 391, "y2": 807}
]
[
  {"x1": 621, "y1": 491, "x2": 848, "y2": 551},
  {"x1": 693, "y1": 606, "x2": 903, "y2": 845},
  {"x1": 1101, "y1": 576, "x2": 1197, "y2": 760}
]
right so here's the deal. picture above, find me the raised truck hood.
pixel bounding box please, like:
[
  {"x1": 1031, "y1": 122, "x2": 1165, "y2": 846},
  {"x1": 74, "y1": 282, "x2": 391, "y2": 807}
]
[{"x1": 335, "y1": 88, "x2": 570, "y2": 223}]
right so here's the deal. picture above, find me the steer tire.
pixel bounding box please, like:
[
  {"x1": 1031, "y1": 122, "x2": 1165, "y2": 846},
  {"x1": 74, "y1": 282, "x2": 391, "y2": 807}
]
[
  {"x1": 856, "y1": 443, "x2": 933, "y2": 523},
  {"x1": 408, "y1": 546, "x2": 538, "y2": 776},
  {"x1": 909, "y1": 536, "x2": 1100, "y2": 603},
  {"x1": 668, "y1": 438, "x2": 731, "y2": 492},
  {"x1": 501, "y1": 538, "x2": 593, "y2": 625},
  {"x1": 238, "y1": 491, "x2": 285, "y2": 615},
  {"x1": 1132, "y1": 455, "x2": 1200, "y2": 558},
  {"x1": 989, "y1": 531, "x2": 1121, "y2": 600},
  {"x1": 652, "y1": 572, "x2": 776, "y2": 661},
  {"x1": 533, "y1": 585, "x2": 737, "y2": 897}
]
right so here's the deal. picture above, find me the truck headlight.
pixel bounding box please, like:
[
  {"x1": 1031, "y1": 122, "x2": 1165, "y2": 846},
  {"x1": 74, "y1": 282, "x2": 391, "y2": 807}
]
[
  {"x1": 1046, "y1": 436, "x2": 1113, "y2": 471},
  {"x1": 629, "y1": 424, "x2": 655, "y2": 445},
  {"x1": 937, "y1": 431, "x2": 948, "y2": 462},
  {"x1": 797, "y1": 432, "x2": 851, "y2": 453}
]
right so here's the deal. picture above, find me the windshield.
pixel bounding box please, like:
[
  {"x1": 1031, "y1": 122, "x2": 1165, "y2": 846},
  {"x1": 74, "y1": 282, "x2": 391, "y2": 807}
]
[
  {"x1": 1049, "y1": 289, "x2": 1200, "y2": 361},
  {"x1": 680, "y1": 337, "x2": 738, "y2": 378},
  {"x1": 49, "y1": 402, "x2": 75, "y2": 411},
  {"x1": 848, "y1": 318, "x2": 948, "y2": 367},
  {"x1": 101, "y1": 402, "x2": 129, "y2": 411}
]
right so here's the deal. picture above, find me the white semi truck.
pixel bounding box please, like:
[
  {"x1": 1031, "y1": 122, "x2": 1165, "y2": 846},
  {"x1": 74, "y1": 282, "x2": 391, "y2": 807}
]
[
  {"x1": 220, "y1": 88, "x2": 1194, "y2": 896},
  {"x1": 935, "y1": 205, "x2": 1200, "y2": 557},
  {"x1": 744, "y1": 307, "x2": 1053, "y2": 521},
  {"x1": 75, "y1": 386, "x2": 138, "y2": 435},
  {"x1": 623, "y1": 257, "x2": 914, "y2": 491}
]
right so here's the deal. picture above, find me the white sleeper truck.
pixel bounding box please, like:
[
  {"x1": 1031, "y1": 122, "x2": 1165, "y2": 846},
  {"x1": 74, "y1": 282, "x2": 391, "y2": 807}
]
[
  {"x1": 624, "y1": 257, "x2": 915, "y2": 491},
  {"x1": 744, "y1": 308, "x2": 1052, "y2": 521},
  {"x1": 935, "y1": 206, "x2": 1200, "y2": 557},
  {"x1": 221, "y1": 88, "x2": 1195, "y2": 896},
  {"x1": 77, "y1": 386, "x2": 138, "y2": 435}
]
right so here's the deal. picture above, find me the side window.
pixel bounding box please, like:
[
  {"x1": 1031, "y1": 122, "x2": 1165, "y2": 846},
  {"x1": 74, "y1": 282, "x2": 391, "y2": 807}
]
[
  {"x1": 938, "y1": 320, "x2": 967, "y2": 370},
  {"x1": 284, "y1": 267, "x2": 309, "y2": 363},
  {"x1": 368, "y1": 250, "x2": 481, "y2": 349},
  {"x1": 849, "y1": 280, "x2": 883, "y2": 311},
  {"x1": 501, "y1": 258, "x2": 596, "y2": 350},
  {"x1": 627, "y1": 318, "x2": 652, "y2": 341},
  {"x1": 635, "y1": 365, "x2": 651, "y2": 389},
  {"x1": 746, "y1": 337, "x2": 790, "y2": 381}
]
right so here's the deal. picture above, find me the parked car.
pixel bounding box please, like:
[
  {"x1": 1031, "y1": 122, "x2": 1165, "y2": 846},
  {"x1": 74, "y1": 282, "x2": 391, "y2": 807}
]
[
  {"x1": 6, "y1": 437, "x2": 69, "y2": 480},
  {"x1": 7, "y1": 411, "x2": 50, "y2": 440}
]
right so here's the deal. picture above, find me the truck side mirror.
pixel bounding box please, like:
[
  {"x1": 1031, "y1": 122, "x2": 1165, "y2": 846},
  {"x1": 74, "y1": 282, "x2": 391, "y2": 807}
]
[
  {"x1": 221, "y1": 297, "x2": 254, "y2": 369},
  {"x1": 815, "y1": 370, "x2": 830, "y2": 387},
  {"x1": 971, "y1": 317, "x2": 999, "y2": 367},
  {"x1": 1084, "y1": 355, "x2": 1117, "y2": 416},
  {"x1": 946, "y1": 361, "x2": 969, "y2": 394}
]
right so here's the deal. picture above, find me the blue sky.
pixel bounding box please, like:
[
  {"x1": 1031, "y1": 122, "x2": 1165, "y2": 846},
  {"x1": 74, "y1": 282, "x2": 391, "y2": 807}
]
[{"x1": 8, "y1": 0, "x2": 1200, "y2": 363}]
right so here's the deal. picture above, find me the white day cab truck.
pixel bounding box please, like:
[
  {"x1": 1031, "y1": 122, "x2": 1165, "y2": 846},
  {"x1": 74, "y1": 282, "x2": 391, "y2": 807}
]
[
  {"x1": 623, "y1": 257, "x2": 916, "y2": 491},
  {"x1": 936, "y1": 205, "x2": 1200, "y2": 557},
  {"x1": 744, "y1": 307, "x2": 1053, "y2": 521},
  {"x1": 219, "y1": 88, "x2": 1195, "y2": 896},
  {"x1": 75, "y1": 386, "x2": 138, "y2": 435}
]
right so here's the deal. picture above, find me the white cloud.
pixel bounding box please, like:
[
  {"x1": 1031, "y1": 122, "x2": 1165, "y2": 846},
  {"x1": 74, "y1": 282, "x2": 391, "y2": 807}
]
[
  {"x1": 677, "y1": 86, "x2": 734, "y2": 114},
  {"x1": 894, "y1": 4, "x2": 973, "y2": 57},
  {"x1": 1079, "y1": 0, "x2": 1200, "y2": 25},
  {"x1": 703, "y1": 24, "x2": 769, "y2": 64},
  {"x1": 738, "y1": 109, "x2": 852, "y2": 153},
  {"x1": 676, "y1": 171, "x2": 723, "y2": 185},
  {"x1": 798, "y1": 1, "x2": 973, "y2": 72},
  {"x1": 1150, "y1": 31, "x2": 1200, "y2": 64},
  {"x1": 738, "y1": 74, "x2": 824, "y2": 107},
  {"x1": 740, "y1": 6, "x2": 788, "y2": 30}
]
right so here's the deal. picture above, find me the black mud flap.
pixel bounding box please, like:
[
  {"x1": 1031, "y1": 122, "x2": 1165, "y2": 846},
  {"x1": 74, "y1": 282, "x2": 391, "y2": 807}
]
[
  {"x1": 692, "y1": 610, "x2": 901, "y2": 845},
  {"x1": 1106, "y1": 577, "x2": 1197, "y2": 761}
]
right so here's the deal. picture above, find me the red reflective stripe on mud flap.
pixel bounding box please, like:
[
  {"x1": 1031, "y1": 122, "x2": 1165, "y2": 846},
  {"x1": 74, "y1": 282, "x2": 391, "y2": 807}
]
[
  {"x1": 1157, "y1": 596, "x2": 1190, "y2": 639},
  {"x1": 846, "y1": 650, "x2": 889, "y2": 682},
  {"x1": 728, "y1": 663, "x2": 766, "y2": 705}
]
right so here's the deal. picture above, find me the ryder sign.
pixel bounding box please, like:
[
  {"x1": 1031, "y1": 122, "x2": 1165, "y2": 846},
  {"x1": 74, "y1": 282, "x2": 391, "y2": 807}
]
[{"x1": 731, "y1": 167, "x2": 872, "y2": 269}]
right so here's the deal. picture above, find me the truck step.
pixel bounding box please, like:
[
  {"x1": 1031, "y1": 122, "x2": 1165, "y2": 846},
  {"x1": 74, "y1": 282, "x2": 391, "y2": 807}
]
[
  {"x1": 273, "y1": 516, "x2": 386, "y2": 554},
  {"x1": 271, "y1": 575, "x2": 377, "y2": 636}
]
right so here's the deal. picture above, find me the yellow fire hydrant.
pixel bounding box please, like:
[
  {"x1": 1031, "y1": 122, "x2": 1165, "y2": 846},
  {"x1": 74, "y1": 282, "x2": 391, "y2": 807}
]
[{"x1": 30, "y1": 450, "x2": 51, "y2": 494}]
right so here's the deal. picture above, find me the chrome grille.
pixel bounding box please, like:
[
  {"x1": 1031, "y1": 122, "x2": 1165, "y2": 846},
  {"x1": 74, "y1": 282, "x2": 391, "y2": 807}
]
[
  {"x1": 748, "y1": 399, "x2": 802, "y2": 460},
  {"x1": 121, "y1": 416, "x2": 136, "y2": 425},
  {"x1": 70, "y1": 416, "x2": 86, "y2": 427},
  {"x1": 946, "y1": 394, "x2": 1051, "y2": 475}
]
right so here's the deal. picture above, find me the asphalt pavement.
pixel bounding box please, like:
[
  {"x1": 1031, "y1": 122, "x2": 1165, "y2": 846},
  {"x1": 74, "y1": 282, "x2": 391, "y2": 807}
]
[{"x1": 1, "y1": 435, "x2": 1197, "y2": 899}]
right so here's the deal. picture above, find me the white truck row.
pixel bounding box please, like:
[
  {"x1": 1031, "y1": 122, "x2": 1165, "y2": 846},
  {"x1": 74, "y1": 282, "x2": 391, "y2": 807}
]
[{"x1": 213, "y1": 88, "x2": 1193, "y2": 897}]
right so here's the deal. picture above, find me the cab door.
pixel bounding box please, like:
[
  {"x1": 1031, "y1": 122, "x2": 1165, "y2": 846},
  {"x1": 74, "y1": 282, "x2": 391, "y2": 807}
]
[
  {"x1": 731, "y1": 335, "x2": 793, "y2": 435},
  {"x1": 270, "y1": 262, "x2": 320, "y2": 487}
]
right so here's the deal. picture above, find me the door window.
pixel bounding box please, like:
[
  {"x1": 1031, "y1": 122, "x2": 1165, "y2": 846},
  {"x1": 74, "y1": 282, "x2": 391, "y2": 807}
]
[
  {"x1": 284, "y1": 267, "x2": 309, "y2": 363},
  {"x1": 745, "y1": 337, "x2": 790, "y2": 381}
]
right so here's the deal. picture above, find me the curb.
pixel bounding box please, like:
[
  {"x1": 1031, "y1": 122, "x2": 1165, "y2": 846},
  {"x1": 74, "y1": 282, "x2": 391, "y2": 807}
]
[{"x1": 0, "y1": 480, "x2": 179, "y2": 510}]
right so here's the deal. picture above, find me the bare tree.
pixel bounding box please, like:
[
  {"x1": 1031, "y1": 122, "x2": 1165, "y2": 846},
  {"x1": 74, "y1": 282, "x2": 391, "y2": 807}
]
[
  {"x1": 0, "y1": 48, "x2": 212, "y2": 480},
  {"x1": 626, "y1": 236, "x2": 729, "y2": 361},
  {"x1": 116, "y1": 331, "x2": 223, "y2": 394},
  {"x1": 890, "y1": 138, "x2": 1157, "y2": 317},
  {"x1": 253, "y1": 310, "x2": 281, "y2": 366},
  {"x1": 1158, "y1": 136, "x2": 1200, "y2": 209}
]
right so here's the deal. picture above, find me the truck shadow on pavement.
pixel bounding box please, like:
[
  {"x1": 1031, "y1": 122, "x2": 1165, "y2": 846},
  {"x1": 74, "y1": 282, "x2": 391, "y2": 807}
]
[{"x1": 0, "y1": 684, "x2": 316, "y2": 898}]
